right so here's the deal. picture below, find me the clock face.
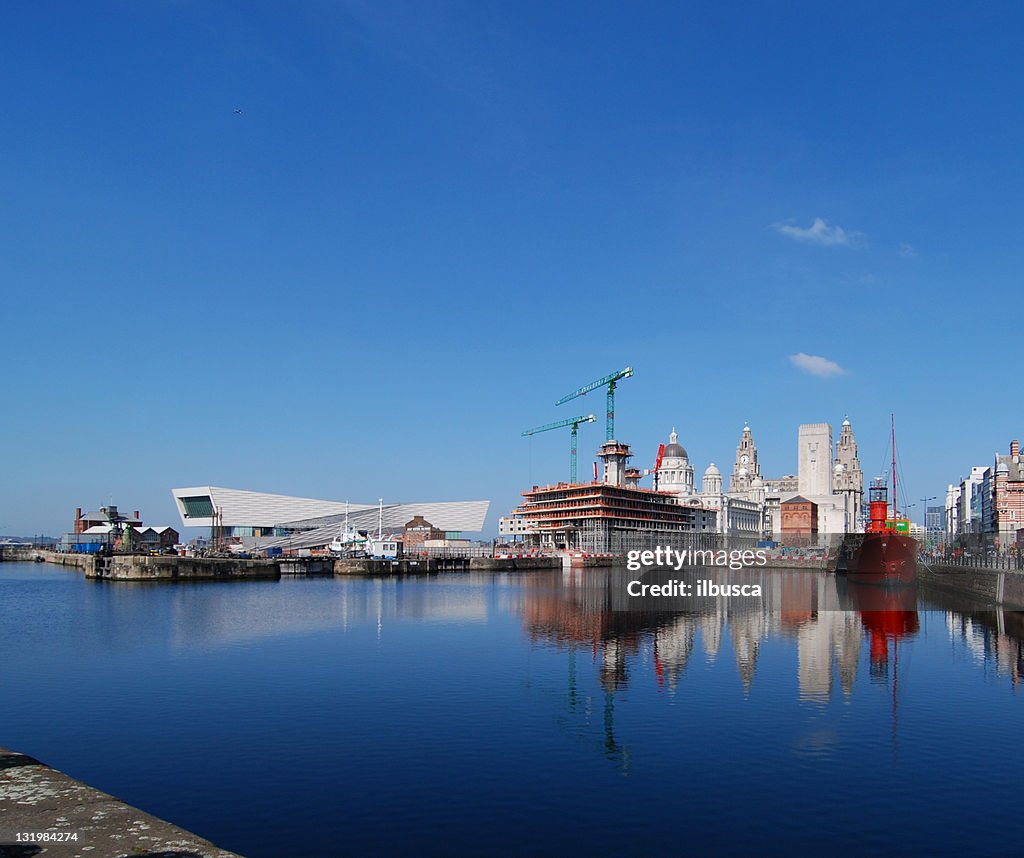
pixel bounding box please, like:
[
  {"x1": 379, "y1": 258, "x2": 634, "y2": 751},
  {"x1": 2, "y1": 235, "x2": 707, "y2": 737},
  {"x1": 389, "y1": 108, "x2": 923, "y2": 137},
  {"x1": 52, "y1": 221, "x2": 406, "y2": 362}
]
[{"x1": 740, "y1": 455, "x2": 749, "y2": 464}]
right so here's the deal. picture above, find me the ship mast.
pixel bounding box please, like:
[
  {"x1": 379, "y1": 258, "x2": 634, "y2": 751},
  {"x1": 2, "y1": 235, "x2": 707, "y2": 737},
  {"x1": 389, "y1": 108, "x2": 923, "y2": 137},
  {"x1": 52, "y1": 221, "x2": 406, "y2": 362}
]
[{"x1": 891, "y1": 413, "x2": 897, "y2": 519}]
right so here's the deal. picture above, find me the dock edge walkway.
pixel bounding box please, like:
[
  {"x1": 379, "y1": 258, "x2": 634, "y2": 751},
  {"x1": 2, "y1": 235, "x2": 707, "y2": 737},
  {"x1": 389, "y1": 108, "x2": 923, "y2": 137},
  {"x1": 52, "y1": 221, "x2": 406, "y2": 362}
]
[{"x1": 0, "y1": 747, "x2": 244, "y2": 858}]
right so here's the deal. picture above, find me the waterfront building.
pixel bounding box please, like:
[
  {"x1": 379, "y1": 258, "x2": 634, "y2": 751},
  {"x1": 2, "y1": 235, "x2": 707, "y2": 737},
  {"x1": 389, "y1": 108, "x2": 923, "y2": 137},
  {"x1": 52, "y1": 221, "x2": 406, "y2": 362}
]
[
  {"x1": 64, "y1": 504, "x2": 180, "y2": 554},
  {"x1": 993, "y1": 440, "x2": 1024, "y2": 548},
  {"x1": 978, "y1": 467, "x2": 996, "y2": 543},
  {"x1": 780, "y1": 496, "x2": 818, "y2": 544},
  {"x1": 510, "y1": 439, "x2": 717, "y2": 553},
  {"x1": 655, "y1": 429, "x2": 760, "y2": 539},
  {"x1": 795, "y1": 423, "x2": 849, "y2": 536},
  {"x1": 946, "y1": 446, "x2": 1024, "y2": 550},
  {"x1": 946, "y1": 483, "x2": 961, "y2": 540},
  {"x1": 723, "y1": 421, "x2": 856, "y2": 538},
  {"x1": 729, "y1": 424, "x2": 762, "y2": 493},
  {"x1": 498, "y1": 515, "x2": 538, "y2": 539},
  {"x1": 725, "y1": 424, "x2": 796, "y2": 536},
  {"x1": 698, "y1": 463, "x2": 761, "y2": 539},
  {"x1": 170, "y1": 486, "x2": 489, "y2": 551},
  {"x1": 798, "y1": 424, "x2": 833, "y2": 497},
  {"x1": 74, "y1": 505, "x2": 141, "y2": 533},
  {"x1": 833, "y1": 418, "x2": 864, "y2": 532},
  {"x1": 958, "y1": 467, "x2": 988, "y2": 539},
  {"x1": 403, "y1": 516, "x2": 444, "y2": 552},
  {"x1": 926, "y1": 505, "x2": 944, "y2": 536},
  {"x1": 657, "y1": 430, "x2": 695, "y2": 495},
  {"x1": 135, "y1": 526, "x2": 180, "y2": 551},
  {"x1": 58, "y1": 524, "x2": 179, "y2": 554}
]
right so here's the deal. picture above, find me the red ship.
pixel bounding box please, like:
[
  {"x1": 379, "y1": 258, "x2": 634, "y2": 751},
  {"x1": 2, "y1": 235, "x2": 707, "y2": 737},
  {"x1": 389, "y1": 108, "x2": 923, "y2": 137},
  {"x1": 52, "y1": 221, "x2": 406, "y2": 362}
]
[{"x1": 846, "y1": 416, "x2": 918, "y2": 586}]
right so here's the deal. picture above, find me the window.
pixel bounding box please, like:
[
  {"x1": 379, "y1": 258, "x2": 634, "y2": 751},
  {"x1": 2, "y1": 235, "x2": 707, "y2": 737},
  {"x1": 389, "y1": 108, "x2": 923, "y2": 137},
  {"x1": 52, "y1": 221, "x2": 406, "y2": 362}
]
[{"x1": 180, "y1": 496, "x2": 215, "y2": 518}]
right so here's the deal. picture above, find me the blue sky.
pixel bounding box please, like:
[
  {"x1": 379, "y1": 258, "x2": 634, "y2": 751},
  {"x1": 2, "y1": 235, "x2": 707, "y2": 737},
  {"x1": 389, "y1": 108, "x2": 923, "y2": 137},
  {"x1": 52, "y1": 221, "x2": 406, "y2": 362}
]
[{"x1": 2, "y1": 1, "x2": 1021, "y2": 535}]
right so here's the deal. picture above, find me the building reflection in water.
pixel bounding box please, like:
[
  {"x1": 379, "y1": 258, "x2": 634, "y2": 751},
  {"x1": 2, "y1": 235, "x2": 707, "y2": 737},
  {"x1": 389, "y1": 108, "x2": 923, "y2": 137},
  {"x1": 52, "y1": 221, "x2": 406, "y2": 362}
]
[
  {"x1": 519, "y1": 567, "x2": 930, "y2": 703},
  {"x1": 933, "y1": 593, "x2": 1024, "y2": 688},
  {"x1": 520, "y1": 566, "x2": 1024, "y2": 716}
]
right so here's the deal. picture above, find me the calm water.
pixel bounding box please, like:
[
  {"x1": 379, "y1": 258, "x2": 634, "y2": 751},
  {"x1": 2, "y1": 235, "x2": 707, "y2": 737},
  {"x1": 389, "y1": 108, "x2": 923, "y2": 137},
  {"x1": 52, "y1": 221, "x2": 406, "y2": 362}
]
[{"x1": 2, "y1": 561, "x2": 1023, "y2": 856}]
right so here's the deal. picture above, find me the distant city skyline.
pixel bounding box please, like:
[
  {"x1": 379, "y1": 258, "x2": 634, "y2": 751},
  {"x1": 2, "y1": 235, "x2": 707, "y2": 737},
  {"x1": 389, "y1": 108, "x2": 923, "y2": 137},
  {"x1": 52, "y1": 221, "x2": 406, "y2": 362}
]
[{"x1": 2, "y1": 2, "x2": 1021, "y2": 535}]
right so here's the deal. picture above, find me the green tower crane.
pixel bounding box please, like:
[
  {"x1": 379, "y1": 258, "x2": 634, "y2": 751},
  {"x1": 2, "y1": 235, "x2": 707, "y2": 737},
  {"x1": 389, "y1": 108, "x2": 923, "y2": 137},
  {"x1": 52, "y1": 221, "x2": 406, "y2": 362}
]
[
  {"x1": 522, "y1": 414, "x2": 597, "y2": 484},
  {"x1": 555, "y1": 367, "x2": 634, "y2": 441}
]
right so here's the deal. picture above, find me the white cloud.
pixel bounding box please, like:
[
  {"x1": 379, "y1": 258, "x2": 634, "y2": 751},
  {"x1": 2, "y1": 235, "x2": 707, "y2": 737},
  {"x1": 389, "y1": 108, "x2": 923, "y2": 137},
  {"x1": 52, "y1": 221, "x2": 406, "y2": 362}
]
[
  {"x1": 899, "y1": 242, "x2": 918, "y2": 257},
  {"x1": 773, "y1": 218, "x2": 862, "y2": 247},
  {"x1": 789, "y1": 352, "x2": 846, "y2": 378}
]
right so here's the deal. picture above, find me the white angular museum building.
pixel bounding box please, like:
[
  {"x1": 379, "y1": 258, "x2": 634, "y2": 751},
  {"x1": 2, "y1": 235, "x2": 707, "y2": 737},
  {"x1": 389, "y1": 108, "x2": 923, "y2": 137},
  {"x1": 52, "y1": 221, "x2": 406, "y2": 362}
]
[{"x1": 171, "y1": 486, "x2": 490, "y2": 550}]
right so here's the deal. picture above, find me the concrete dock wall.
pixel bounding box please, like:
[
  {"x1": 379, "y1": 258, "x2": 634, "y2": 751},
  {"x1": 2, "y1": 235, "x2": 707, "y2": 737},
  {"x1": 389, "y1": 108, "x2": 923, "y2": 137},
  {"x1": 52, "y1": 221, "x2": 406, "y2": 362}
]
[
  {"x1": 919, "y1": 563, "x2": 1024, "y2": 609},
  {"x1": 0, "y1": 548, "x2": 91, "y2": 569},
  {"x1": 335, "y1": 555, "x2": 562, "y2": 575},
  {"x1": 5, "y1": 549, "x2": 281, "y2": 581},
  {"x1": 0, "y1": 746, "x2": 243, "y2": 857},
  {"x1": 88, "y1": 555, "x2": 280, "y2": 581}
]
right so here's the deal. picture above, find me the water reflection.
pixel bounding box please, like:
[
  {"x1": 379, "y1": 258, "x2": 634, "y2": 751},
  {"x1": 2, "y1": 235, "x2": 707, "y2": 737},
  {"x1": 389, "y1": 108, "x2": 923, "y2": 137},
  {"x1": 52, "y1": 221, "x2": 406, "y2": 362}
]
[
  {"x1": 521, "y1": 568, "x2": 920, "y2": 702},
  {"x1": 926, "y1": 589, "x2": 1024, "y2": 686},
  {"x1": 6, "y1": 563, "x2": 1024, "y2": 856},
  {"x1": 59, "y1": 567, "x2": 1024, "y2": 699}
]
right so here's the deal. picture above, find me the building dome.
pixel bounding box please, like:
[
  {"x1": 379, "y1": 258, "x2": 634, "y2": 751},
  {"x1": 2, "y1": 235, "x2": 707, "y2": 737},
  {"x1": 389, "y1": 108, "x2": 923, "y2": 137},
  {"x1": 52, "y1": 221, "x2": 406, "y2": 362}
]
[
  {"x1": 842, "y1": 417, "x2": 851, "y2": 427},
  {"x1": 737, "y1": 467, "x2": 748, "y2": 477},
  {"x1": 834, "y1": 462, "x2": 845, "y2": 473},
  {"x1": 997, "y1": 461, "x2": 1010, "y2": 474},
  {"x1": 663, "y1": 428, "x2": 688, "y2": 460},
  {"x1": 704, "y1": 463, "x2": 720, "y2": 476}
]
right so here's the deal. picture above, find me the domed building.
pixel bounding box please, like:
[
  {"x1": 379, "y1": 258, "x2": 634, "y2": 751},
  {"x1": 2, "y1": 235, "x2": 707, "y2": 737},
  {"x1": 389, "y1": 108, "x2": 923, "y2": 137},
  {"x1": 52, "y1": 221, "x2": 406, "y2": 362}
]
[
  {"x1": 702, "y1": 463, "x2": 722, "y2": 496},
  {"x1": 655, "y1": 429, "x2": 760, "y2": 539},
  {"x1": 657, "y1": 429, "x2": 694, "y2": 495}
]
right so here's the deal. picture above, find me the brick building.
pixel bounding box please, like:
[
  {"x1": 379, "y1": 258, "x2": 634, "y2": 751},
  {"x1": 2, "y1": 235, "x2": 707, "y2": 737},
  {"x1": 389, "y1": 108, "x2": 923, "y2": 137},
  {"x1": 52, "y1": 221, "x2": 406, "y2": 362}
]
[
  {"x1": 780, "y1": 496, "x2": 818, "y2": 545},
  {"x1": 403, "y1": 516, "x2": 444, "y2": 552},
  {"x1": 994, "y1": 439, "x2": 1024, "y2": 548},
  {"x1": 74, "y1": 505, "x2": 141, "y2": 534}
]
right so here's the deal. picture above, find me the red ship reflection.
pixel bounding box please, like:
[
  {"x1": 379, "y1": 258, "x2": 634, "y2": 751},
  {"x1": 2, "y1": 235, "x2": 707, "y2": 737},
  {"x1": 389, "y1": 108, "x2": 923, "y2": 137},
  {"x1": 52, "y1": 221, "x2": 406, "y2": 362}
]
[{"x1": 845, "y1": 579, "x2": 919, "y2": 671}]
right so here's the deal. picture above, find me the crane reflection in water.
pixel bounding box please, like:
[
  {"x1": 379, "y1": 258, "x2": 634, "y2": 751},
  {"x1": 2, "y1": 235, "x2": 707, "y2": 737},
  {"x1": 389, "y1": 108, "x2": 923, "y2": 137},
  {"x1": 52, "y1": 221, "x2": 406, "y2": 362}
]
[
  {"x1": 518, "y1": 564, "x2": 1024, "y2": 770},
  {"x1": 519, "y1": 567, "x2": 930, "y2": 767}
]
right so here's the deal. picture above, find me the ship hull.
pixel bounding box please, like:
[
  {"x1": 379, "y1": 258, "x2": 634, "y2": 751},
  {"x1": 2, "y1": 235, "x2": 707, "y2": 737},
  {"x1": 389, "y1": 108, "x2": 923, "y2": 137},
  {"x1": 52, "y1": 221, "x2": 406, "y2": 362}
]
[{"x1": 847, "y1": 532, "x2": 919, "y2": 585}]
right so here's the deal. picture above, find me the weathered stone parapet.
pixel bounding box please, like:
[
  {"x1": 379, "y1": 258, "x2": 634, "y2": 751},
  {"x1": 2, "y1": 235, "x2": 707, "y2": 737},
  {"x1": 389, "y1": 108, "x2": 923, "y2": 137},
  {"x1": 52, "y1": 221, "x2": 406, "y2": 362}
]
[
  {"x1": 86, "y1": 555, "x2": 280, "y2": 581},
  {"x1": 0, "y1": 747, "x2": 244, "y2": 857}
]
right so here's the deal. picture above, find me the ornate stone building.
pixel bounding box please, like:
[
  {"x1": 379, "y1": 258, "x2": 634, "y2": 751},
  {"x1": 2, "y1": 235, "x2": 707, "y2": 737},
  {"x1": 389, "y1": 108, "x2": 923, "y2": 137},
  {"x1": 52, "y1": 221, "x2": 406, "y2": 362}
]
[
  {"x1": 657, "y1": 428, "x2": 760, "y2": 539},
  {"x1": 658, "y1": 430, "x2": 694, "y2": 495},
  {"x1": 729, "y1": 425, "x2": 761, "y2": 493},
  {"x1": 723, "y1": 421, "x2": 858, "y2": 538},
  {"x1": 725, "y1": 424, "x2": 795, "y2": 535},
  {"x1": 991, "y1": 439, "x2": 1023, "y2": 547},
  {"x1": 832, "y1": 417, "x2": 864, "y2": 532}
]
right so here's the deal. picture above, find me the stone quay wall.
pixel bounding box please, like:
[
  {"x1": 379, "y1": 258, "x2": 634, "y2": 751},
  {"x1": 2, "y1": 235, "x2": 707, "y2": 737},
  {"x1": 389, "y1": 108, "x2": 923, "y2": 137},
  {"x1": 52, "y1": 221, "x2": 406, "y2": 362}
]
[
  {"x1": 0, "y1": 746, "x2": 244, "y2": 857},
  {"x1": 919, "y1": 562, "x2": 1024, "y2": 609},
  {"x1": 89, "y1": 554, "x2": 281, "y2": 581}
]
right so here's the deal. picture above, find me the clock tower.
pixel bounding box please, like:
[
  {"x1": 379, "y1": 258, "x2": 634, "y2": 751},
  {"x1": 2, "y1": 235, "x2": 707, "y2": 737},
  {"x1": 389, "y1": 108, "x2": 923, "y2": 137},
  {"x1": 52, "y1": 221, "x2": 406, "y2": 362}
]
[
  {"x1": 833, "y1": 416, "x2": 864, "y2": 531},
  {"x1": 730, "y1": 424, "x2": 762, "y2": 493}
]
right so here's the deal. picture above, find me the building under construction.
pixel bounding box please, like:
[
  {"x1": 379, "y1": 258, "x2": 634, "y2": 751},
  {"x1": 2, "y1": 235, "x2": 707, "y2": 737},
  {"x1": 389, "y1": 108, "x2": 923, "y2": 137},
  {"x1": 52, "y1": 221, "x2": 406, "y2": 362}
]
[{"x1": 506, "y1": 440, "x2": 718, "y2": 553}]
